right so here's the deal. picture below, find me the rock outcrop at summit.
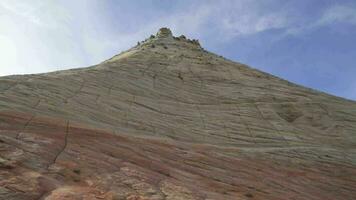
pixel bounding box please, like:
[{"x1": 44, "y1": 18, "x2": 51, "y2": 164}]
[
  {"x1": 156, "y1": 27, "x2": 173, "y2": 38},
  {"x1": 0, "y1": 28, "x2": 356, "y2": 200}
]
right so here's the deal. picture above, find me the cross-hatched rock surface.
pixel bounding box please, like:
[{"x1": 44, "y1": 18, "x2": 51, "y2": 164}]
[{"x1": 0, "y1": 28, "x2": 356, "y2": 200}]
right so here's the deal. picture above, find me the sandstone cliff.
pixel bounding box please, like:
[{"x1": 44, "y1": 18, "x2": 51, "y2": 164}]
[{"x1": 0, "y1": 28, "x2": 355, "y2": 200}]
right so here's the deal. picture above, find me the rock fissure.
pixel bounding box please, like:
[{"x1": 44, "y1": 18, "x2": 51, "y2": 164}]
[
  {"x1": 15, "y1": 115, "x2": 35, "y2": 140},
  {"x1": 48, "y1": 120, "x2": 69, "y2": 169}
]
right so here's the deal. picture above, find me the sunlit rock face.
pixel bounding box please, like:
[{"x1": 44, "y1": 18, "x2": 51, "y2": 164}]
[{"x1": 0, "y1": 28, "x2": 356, "y2": 200}]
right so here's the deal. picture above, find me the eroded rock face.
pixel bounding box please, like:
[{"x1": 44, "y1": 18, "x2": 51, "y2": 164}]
[
  {"x1": 156, "y1": 27, "x2": 173, "y2": 38},
  {"x1": 0, "y1": 28, "x2": 356, "y2": 199}
]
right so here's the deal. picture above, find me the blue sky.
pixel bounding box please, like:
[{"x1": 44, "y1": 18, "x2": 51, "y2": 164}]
[{"x1": 0, "y1": 0, "x2": 355, "y2": 100}]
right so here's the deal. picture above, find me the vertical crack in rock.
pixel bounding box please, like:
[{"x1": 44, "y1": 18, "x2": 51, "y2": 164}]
[
  {"x1": 49, "y1": 120, "x2": 69, "y2": 169},
  {"x1": 16, "y1": 115, "x2": 35, "y2": 139}
]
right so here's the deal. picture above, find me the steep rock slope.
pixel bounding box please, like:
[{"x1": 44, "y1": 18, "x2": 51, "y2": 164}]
[{"x1": 0, "y1": 28, "x2": 356, "y2": 200}]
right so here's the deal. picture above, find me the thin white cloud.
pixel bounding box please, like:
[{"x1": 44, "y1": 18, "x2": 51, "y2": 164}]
[
  {"x1": 287, "y1": 4, "x2": 356, "y2": 35},
  {"x1": 221, "y1": 12, "x2": 288, "y2": 37},
  {"x1": 0, "y1": 1, "x2": 71, "y2": 30},
  {"x1": 318, "y1": 5, "x2": 356, "y2": 26},
  {"x1": 128, "y1": 1, "x2": 291, "y2": 42},
  {"x1": 0, "y1": 1, "x2": 105, "y2": 76}
]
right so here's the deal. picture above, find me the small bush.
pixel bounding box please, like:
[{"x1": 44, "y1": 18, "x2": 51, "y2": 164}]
[
  {"x1": 192, "y1": 39, "x2": 200, "y2": 45},
  {"x1": 179, "y1": 35, "x2": 186, "y2": 40},
  {"x1": 245, "y1": 193, "x2": 253, "y2": 198},
  {"x1": 73, "y1": 168, "x2": 81, "y2": 174}
]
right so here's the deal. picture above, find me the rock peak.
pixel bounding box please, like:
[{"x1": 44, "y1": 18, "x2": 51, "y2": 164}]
[{"x1": 156, "y1": 27, "x2": 173, "y2": 38}]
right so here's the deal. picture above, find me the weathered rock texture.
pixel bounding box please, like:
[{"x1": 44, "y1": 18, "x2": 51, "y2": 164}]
[{"x1": 1, "y1": 28, "x2": 356, "y2": 200}]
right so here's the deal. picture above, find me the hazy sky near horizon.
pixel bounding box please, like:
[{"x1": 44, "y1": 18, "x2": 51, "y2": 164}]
[{"x1": 0, "y1": 0, "x2": 356, "y2": 100}]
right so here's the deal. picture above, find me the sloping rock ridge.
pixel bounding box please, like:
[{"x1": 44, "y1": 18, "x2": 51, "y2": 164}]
[{"x1": 0, "y1": 28, "x2": 356, "y2": 200}]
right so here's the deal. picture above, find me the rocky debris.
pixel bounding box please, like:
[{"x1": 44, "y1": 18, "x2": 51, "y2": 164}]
[{"x1": 0, "y1": 28, "x2": 356, "y2": 199}]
